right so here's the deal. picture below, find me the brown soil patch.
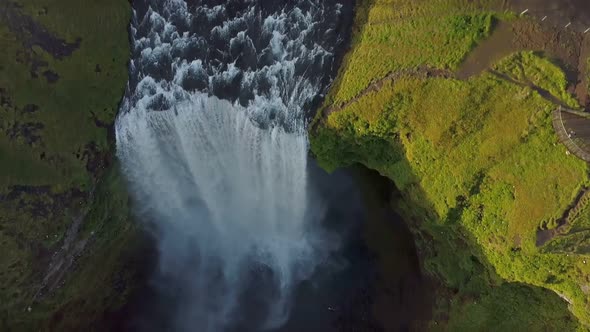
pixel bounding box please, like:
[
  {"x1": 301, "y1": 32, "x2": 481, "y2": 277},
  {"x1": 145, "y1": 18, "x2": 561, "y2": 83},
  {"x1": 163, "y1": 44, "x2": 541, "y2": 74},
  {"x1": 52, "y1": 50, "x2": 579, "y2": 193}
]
[
  {"x1": 511, "y1": 19, "x2": 582, "y2": 89},
  {"x1": 502, "y1": 0, "x2": 590, "y2": 104},
  {"x1": 457, "y1": 21, "x2": 519, "y2": 79}
]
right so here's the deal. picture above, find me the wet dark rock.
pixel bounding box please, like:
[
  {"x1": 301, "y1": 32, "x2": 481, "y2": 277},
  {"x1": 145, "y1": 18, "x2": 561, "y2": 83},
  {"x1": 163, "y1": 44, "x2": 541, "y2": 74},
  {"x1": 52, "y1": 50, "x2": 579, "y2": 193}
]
[
  {"x1": 0, "y1": 185, "x2": 84, "y2": 220},
  {"x1": 180, "y1": 65, "x2": 209, "y2": 92},
  {"x1": 211, "y1": 71, "x2": 244, "y2": 102},
  {"x1": 82, "y1": 142, "x2": 112, "y2": 176},
  {"x1": 6, "y1": 121, "x2": 44, "y2": 146},
  {"x1": 229, "y1": 33, "x2": 257, "y2": 71},
  {"x1": 90, "y1": 110, "x2": 112, "y2": 128},
  {"x1": 42, "y1": 70, "x2": 59, "y2": 83},
  {"x1": 29, "y1": 58, "x2": 49, "y2": 79},
  {"x1": 146, "y1": 93, "x2": 172, "y2": 111},
  {"x1": 0, "y1": 88, "x2": 13, "y2": 108},
  {"x1": 22, "y1": 104, "x2": 40, "y2": 114}
]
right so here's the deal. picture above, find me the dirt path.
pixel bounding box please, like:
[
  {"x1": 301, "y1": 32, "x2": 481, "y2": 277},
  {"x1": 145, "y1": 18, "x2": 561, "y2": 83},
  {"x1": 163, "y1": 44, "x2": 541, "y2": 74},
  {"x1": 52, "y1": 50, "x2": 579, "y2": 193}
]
[
  {"x1": 322, "y1": 67, "x2": 453, "y2": 120},
  {"x1": 322, "y1": 3, "x2": 590, "y2": 123}
]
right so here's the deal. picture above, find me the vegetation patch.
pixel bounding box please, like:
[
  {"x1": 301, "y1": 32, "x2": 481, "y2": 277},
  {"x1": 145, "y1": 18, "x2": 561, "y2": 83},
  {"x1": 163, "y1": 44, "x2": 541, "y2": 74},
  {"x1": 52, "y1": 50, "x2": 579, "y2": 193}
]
[
  {"x1": 0, "y1": 0, "x2": 135, "y2": 328},
  {"x1": 493, "y1": 51, "x2": 580, "y2": 108},
  {"x1": 327, "y1": 0, "x2": 498, "y2": 105},
  {"x1": 313, "y1": 69, "x2": 590, "y2": 329},
  {"x1": 312, "y1": 0, "x2": 590, "y2": 328},
  {"x1": 542, "y1": 189, "x2": 590, "y2": 255},
  {"x1": 444, "y1": 283, "x2": 580, "y2": 331}
]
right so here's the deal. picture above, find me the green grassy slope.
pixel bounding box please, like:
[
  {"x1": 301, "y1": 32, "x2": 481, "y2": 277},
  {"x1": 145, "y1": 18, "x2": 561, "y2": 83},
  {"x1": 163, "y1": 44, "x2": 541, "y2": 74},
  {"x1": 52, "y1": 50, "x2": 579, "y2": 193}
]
[
  {"x1": 311, "y1": 0, "x2": 590, "y2": 329},
  {"x1": 0, "y1": 1, "x2": 139, "y2": 329},
  {"x1": 326, "y1": 0, "x2": 498, "y2": 106}
]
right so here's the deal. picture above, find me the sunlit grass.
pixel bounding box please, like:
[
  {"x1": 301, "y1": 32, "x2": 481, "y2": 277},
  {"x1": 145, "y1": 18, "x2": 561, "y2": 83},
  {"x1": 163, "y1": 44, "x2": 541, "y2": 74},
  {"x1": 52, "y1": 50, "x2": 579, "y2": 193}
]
[
  {"x1": 494, "y1": 51, "x2": 580, "y2": 108},
  {"x1": 312, "y1": 56, "x2": 590, "y2": 327},
  {"x1": 327, "y1": 0, "x2": 497, "y2": 105}
]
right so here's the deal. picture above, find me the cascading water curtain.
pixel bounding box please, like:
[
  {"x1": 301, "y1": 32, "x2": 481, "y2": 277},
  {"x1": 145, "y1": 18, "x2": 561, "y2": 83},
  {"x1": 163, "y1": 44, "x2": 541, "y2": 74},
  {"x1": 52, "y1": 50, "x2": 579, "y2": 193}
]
[{"x1": 115, "y1": 1, "x2": 350, "y2": 330}]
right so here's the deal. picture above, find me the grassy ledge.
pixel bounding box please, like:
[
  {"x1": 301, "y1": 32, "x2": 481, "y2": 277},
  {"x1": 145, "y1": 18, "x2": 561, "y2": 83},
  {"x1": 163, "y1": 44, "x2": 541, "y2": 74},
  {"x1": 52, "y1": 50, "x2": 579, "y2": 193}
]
[{"x1": 311, "y1": 0, "x2": 590, "y2": 329}]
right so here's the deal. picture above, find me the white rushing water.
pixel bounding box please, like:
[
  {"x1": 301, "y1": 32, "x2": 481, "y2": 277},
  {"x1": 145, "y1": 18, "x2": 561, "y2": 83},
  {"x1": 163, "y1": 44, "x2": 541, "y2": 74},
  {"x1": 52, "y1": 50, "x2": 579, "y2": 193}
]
[{"x1": 115, "y1": 1, "x2": 348, "y2": 330}]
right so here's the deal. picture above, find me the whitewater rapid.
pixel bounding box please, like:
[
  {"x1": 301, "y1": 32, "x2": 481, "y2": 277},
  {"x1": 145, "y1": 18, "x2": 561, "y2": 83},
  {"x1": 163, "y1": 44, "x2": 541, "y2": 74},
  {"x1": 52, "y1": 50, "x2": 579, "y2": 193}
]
[{"x1": 115, "y1": 1, "x2": 349, "y2": 331}]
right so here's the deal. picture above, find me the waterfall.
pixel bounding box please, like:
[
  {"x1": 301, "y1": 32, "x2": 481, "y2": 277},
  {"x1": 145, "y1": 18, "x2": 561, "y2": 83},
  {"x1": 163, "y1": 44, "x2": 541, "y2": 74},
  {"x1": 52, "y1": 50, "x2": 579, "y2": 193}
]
[{"x1": 115, "y1": 1, "x2": 349, "y2": 330}]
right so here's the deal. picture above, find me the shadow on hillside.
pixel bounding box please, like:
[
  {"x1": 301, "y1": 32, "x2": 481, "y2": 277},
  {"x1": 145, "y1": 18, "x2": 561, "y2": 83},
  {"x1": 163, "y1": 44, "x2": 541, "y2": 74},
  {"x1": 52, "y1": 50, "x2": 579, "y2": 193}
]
[{"x1": 312, "y1": 121, "x2": 582, "y2": 327}]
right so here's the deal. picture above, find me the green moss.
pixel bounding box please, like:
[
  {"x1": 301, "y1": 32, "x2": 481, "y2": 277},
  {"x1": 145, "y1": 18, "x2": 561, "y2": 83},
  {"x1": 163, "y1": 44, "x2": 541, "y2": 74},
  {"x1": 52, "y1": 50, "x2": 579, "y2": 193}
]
[
  {"x1": 0, "y1": 0, "x2": 129, "y2": 188},
  {"x1": 0, "y1": 0, "x2": 133, "y2": 328}
]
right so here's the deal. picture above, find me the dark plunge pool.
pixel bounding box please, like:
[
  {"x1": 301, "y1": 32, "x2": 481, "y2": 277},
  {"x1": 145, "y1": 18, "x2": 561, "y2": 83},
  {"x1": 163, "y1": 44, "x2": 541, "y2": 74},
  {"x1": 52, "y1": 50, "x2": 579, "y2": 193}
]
[{"x1": 106, "y1": 161, "x2": 432, "y2": 332}]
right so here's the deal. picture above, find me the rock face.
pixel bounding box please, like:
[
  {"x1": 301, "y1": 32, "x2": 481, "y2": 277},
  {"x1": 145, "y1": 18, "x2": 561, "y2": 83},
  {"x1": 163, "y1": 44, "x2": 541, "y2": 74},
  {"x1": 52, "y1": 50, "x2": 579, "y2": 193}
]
[
  {"x1": 0, "y1": 1, "x2": 140, "y2": 330},
  {"x1": 311, "y1": 0, "x2": 590, "y2": 329}
]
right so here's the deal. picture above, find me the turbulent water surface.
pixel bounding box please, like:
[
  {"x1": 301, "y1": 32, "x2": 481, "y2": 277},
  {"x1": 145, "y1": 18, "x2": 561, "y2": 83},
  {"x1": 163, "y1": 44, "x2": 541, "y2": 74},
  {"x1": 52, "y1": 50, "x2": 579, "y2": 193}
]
[{"x1": 115, "y1": 1, "x2": 353, "y2": 331}]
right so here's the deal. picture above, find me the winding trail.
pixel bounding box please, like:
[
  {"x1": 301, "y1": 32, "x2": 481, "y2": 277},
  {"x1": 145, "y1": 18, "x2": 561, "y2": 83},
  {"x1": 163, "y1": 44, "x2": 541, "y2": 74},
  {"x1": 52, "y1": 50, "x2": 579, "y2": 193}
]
[
  {"x1": 316, "y1": 67, "x2": 453, "y2": 128},
  {"x1": 332, "y1": 67, "x2": 453, "y2": 113}
]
